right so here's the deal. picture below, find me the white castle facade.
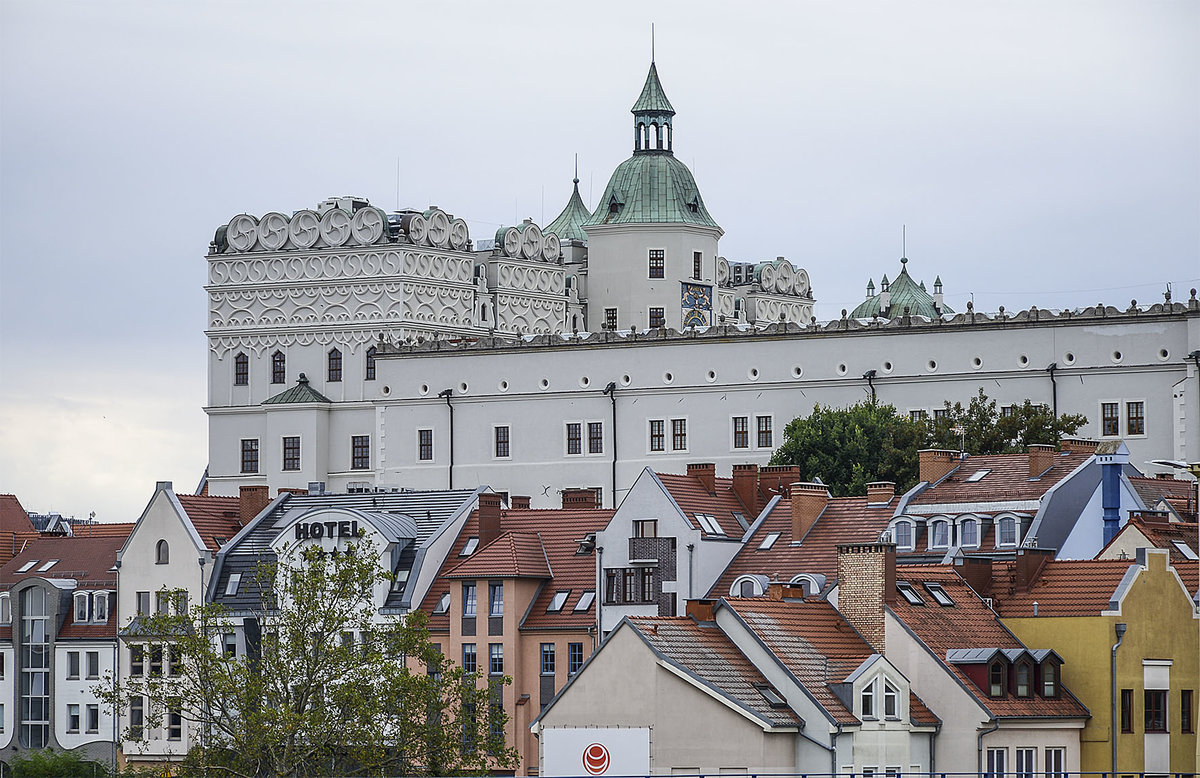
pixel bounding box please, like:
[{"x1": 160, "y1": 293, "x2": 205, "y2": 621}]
[{"x1": 204, "y1": 62, "x2": 1200, "y2": 506}]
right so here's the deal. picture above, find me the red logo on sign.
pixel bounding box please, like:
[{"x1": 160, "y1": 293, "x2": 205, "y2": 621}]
[{"x1": 583, "y1": 742, "x2": 610, "y2": 775}]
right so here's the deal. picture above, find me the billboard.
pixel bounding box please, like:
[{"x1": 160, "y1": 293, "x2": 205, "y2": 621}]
[{"x1": 541, "y1": 727, "x2": 651, "y2": 777}]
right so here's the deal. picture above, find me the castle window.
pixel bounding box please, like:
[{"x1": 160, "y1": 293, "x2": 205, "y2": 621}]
[
  {"x1": 693, "y1": 251, "x2": 702, "y2": 280},
  {"x1": 566, "y1": 423, "x2": 582, "y2": 455},
  {"x1": 733, "y1": 416, "x2": 749, "y2": 449},
  {"x1": 1101, "y1": 402, "x2": 1119, "y2": 436},
  {"x1": 365, "y1": 347, "x2": 377, "y2": 380},
  {"x1": 588, "y1": 422, "x2": 604, "y2": 454},
  {"x1": 282, "y1": 436, "x2": 301, "y2": 471},
  {"x1": 494, "y1": 426, "x2": 510, "y2": 459},
  {"x1": 604, "y1": 308, "x2": 617, "y2": 330},
  {"x1": 234, "y1": 353, "x2": 248, "y2": 386},
  {"x1": 671, "y1": 418, "x2": 687, "y2": 451},
  {"x1": 418, "y1": 429, "x2": 433, "y2": 461},
  {"x1": 240, "y1": 439, "x2": 259, "y2": 474},
  {"x1": 648, "y1": 420, "x2": 665, "y2": 452},
  {"x1": 351, "y1": 435, "x2": 371, "y2": 470},
  {"x1": 327, "y1": 348, "x2": 342, "y2": 382},
  {"x1": 648, "y1": 250, "x2": 665, "y2": 279},
  {"x1": 756, "y1": 416, "x2": 773, "y2": 448},
  {"x1": 1127, "y1": 401, "x2": 1145, "y2": 435},
  {"x1": 648, "y1": 307, "x2": 665, "y2": 328},
  {"x1": 271, "y1": 351, "x2": 285, "y2": 384}
]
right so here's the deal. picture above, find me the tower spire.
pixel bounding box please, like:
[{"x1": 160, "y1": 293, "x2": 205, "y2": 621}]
[{"x1": 631, "y1": 59, "x2": 675, "y2": 155}]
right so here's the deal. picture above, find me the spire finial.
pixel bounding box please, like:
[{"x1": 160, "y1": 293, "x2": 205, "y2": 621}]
[
  {"x1": 901, "y1": 224, "x2": 907, "y2": 263},
  {"x1": 651, "y1": 23, "x2": 655, "y2": 63},
  {"x1": 573, "y1": 153, "x2": 579, "y2": 185}
]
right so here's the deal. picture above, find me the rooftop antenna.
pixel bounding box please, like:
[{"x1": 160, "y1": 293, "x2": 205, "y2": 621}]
[
  {"x1": 395, "y1": 157, "x2": 400, "y2": 211},
  {"x1": 652, "y1": 23, "x2": 655, "y2": 62}
]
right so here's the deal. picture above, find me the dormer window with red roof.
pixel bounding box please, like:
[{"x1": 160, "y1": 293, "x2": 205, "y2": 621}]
[
  {"x1": 959, "y1": 518, "x2": 979, "y2": 548},
  {"x1": 927, "y1": 519, "x2": 950, "y2": 550},
  {"x1": 74, "y1": 591, "x2": 89, "y2": 622},
  {"x1": 891, "y1": 520, "x2": 914, "y2": 551},
  {"x1": 989, "y1": 660, "x2": 1006, "y2": 697},
  {"x1": 996, "y1": 516, "x2": 1018, "y2": 548}
]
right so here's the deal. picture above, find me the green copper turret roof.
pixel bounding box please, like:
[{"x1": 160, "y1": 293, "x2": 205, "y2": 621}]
[
  {"x1": 632, "y1": 62, "x2": 675, "y2": 114},
  {"x1": 583, "y1": 153, "x2": 720, "y2": 230},
  {"x1": 850, "y1": 259, "x2": 953, "y2": 319},
  {"x1": 263, "y1": 373, "x2": 332, "y2": 405},
  {"x1": 545, "y1": 176, "x2": 593, "y2": 243}
]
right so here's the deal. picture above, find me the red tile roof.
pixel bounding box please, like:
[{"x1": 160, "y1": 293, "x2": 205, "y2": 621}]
[
  {"x1": 723, "y1": 597, "x2": 938, "y2": 726},
  {"x1": 710, "y1": 496, "x2": 895, "y2": 597},
  {"x1": 991, "y1": 557, "x2": 1197, "y2": 618},
  {"x1": 908, "y1": 450, "x2": 1092, "y2": 507},
  {"x1": 65, "y1": 522, "x2": 136, "y2": 538},
  {"x1": 626, "y1": 616, "x2": 803, "y2": 728},
  {"x1": 444, "y1": 532, "x2": 552, "y2": 580},
  {"x1": 1129, "y1": 476, "x2": 1198, "y2": 521},
  {"x1": 420, "y1": 506, "x2": 612, "y2": 632},
  {"x1": 176, "y1": 495, "x2": 243, "y2": 551},
  {"x1": 0, "y1": 496, "x2": 37, "y2": 567},
  {"x1": 887, "y1": 565, "x2": 1089, "y2": 719},
  {"x1": 656, "y1": 473, "x2": 755, "y2": 536}
]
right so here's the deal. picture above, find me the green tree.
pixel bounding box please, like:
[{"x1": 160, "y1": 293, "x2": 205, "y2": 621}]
[
  {"x1": 98, "y1": 541, "x2": 517, "y2": 778},
  {"x1": 9, "y1": 748, "x2": 108, "y2": 777},
  {"x1": 925, "y1": 390, "x2": 1086, "y2": 454},
  {"x1": 770, "y1": 401, "x2": 926, "y2": 497},
  {"x1": 771, "y1": 392, "x2": 1087, "y2": 496}
]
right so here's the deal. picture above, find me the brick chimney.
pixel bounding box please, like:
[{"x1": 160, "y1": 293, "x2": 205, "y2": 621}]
[
  {"x1": 1061, "y1": 438, "x2": 1100, "y2": 454},
  {"x1": 953, "y1": 555, "x2": 994, "y2": 597},
  {"x1": 239, "y1": 485, "x2": 271, "y2": 525},
  {"x1": 836, "y1": 542, "x2": 897, "y2": 653},
  {"x1": 790, "y1": 482, "x2": 829, "y2": 541},
  {"x1": 732, "y1": 464, "x2": 760, "y2": 513},
  {"x1": 687, "y1": 463, "x2": 717, "y2": 494},
  {"x1": 685, "y1": 599, "x2": 716, "y2": 622},
  {"x1": 918, "y1": 449, "x2": 960, "y2": 484},
  {"x1": 759, "y1": 465, "x2": 802, "y2": 500},
  {"x1": 766, "y1": 581, "x2": 807, "y2": 600},
  {"x1": 867, "y1": 481, "x2": 896, "y2": 505},
  {"x1": 509, "y1": 495, "x2": 531, "y2": 510},
  {"x1": 277, "y1": 487, "x2": 307, "y2": 497},
  {"x1": 1028, "y1": 444, "x2": 1055, "y2": 478},
  {"x1": 478, "y1": 492, "x2": 503, "y2": 548},
  {"x1": 1014, "y1": 548, "x2": 1055, "y2": 593},
  {"x1": 561, "y1": 488, "x2": 598, "y2": 509}
]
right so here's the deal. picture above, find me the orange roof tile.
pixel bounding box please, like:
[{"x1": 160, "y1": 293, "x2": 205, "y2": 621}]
[
  {"x1": 887, "y1": 565, "x2": 1089, "y2": 720},
  {"x1": 65, "y1": 522, "x2": 136, "y2": 538},
  {"x1": 0, "y1": 495, "x2": 35, "y2": 535},
  {"x1": 710, "y1": 496, "x2": 895, "y2": 597},
  {"x1": 420, "y1": 506, "x2": 612, "y2": 632},
  {"x1": 990, "y1": 557, "x2": 1194, "y2": 618},
  {"x1": 626, "y1": 616, "x2": 803, "y2": 728},
  {"x1": 445, "y1": 532, "x2": 552, "y2": 580},
  {"x1": 1129, "y1": 476, "x2": 1198, "y2": 521},
  {"x1": 177, "y1": 495, "x2": 243, "y2": 551},
  {"x1": 908, "y1": 450, "x2": 1092, "y2": 507},
  {"x1": 723, "y1": 597, "x2": 938, "y2": 726},
  {"x1": 656, "y1": 472, "x2": 755, "y2": 536}
]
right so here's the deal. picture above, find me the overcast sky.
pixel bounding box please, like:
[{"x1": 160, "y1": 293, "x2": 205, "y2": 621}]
[{"x1": 1, "y1": 0, "x2": 1196, "y2": 522}]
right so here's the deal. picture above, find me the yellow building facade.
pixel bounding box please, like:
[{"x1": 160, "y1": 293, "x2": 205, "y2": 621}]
[{"x1": 1000, "y1": 549, "x2": 1198, "y2": 773}]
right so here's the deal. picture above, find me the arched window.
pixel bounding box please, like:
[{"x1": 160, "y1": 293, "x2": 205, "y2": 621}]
[
  {"x1": 155, "y1": 539, "x2": 169, "y2": 565},
  {"x1": 233, "y1": 352, "x2": 248, "y2": 386},
  {"x1": 271, "y1": 350, "x2": 286, "y2": 384},
  {"x1": 997, "y1": 516, "x2": 1018, "y2": 547},
  {"x1": 327, "y1": 348, "x2": 342, "y2": 382},
  {"x1": 959, "y1": 517, "x2": 979, "y2": 547},
  {"x1": 0, "y1": 593, "x2": 9, "y2": 623},
  {"x1": 74, "y1": 591, "x2": 89, "y2": 622},
  {"x1": 1015, "y1": 661, "x2": 1032, "y2": 697},
  {"x1": 1041, "y1": 661, "x2": 1058, "y2": 697},
  {"x1": 365, "y1": 346, "x2": 377, "y2": 381},
  {"x1": 891, "y1": 520, "x2": 914, "y2": 551},
  {"x1": 928, "y1": 519, "x2": 950, "y2": 549},
  {"x1": 481, "y1": 304, "x2": 489, "y2": 324},
  {"x1": 730, "y1": 574, "x2": 767, "y2": 598}
]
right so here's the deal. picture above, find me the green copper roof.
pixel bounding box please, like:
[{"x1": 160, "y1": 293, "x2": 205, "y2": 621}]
[
  {"x1": 263, "y1": 373, "x2": 332, "y2": 405},
  {"x1": 583, "y1": 153, "x2": 720, "y2": 229},
  {"x1": 850, "y1": 259, "x2": 953, "y2": 319},
  {"x1": 632, "y1": 62, "x2": 675, "y2": 115},
  {"x1": 545, "y1": 177, "x2": 593, "y2": 242}
]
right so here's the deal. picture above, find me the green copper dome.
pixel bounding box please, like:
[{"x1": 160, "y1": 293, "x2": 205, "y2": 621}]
[
  {"x1": 584, "y1": 153, "x2": 720, "y2": 229},
  {"x1": 850, "y1": 259, "x2": 953, "y2": 319},
  {"x1": 545, "y1": 176, "x2": 593, "y2": 243},
  {"x1": 632, "y1": 61, "x2": 675, "y2": 115}
]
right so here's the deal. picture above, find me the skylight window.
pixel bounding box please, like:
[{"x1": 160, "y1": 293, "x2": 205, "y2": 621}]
[
  {"x1": 459, "y1": 537, "x2": 479, "y2": 556},
  {"x1": 753, "y1": 683, "x2": 788, "y2": 708},
  {"x1": 758, "y1": 532, "x2": 781, "y2": 550},
  {"x1": 224, "y1": 573, "x2": 242, "y2": 597},
  {"x1": 896, "y1": 582, "x2": 924, "y2": 605},
  {"x1": 574, "y1": 591, "x2": 595, "y2": 612},
  {"x1": 923, "y1": 582, "x2": 954, "y2": 606},
  {"x1": 37, "y1": 559, "x2": 59, "y2": 572},
  {"x1": 965, "y1": 469, "x2": 992, "y2": 483},
  {"x1": 547, "y1": 590, "x2": 570, "y2": 613},
  {"x1": 1171, "y1": 540, "x2": 1199, "y2": 561},
  {"x1": 693, "y1": 513, "x2": 726, "y2": 536},
  {"x1": 433, "y1": 592, "x2": 450, "y2": 614},
  {"x1": 16, "y1": 560, "x2": 38, "y2": 573}
]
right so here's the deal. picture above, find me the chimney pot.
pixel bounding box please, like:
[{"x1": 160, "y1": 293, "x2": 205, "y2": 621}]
[
  {"x1": 239, "y1": 485, "x2": 271, "y2": 525},
  {"x1": 790, "y1": 482, "x2": 829, "y2": 542},
  {"x1": 835, "y1": 542, "x2": 897, "y2": 653},
  {"x1": 510, "y1": 495, "x2": 531, "y2": 510},
  {"x1": 1027, "y1": 444, "x2": 1055, "y2": 478},
  {"x1": 685, "y1": 599, "x2": 716, "y2": 622},
  {"x1": 687, "y1": 463, "x2": 717, "y2": 494},
  {"x1": 478, "y1": 493, "x2": 503, "y2": 548},
  {"x1": 918, "y1": 449, "x2": 961, "y2": 484},
  {"x1": 732, "y1": 463, "x2": 760, "y2": 514},
  {"x1": 562, "y1": 488, "x2": 599, "y2": 509},
  {"x1": 866, "y1": 481, "x2": 896, "y2": 505}
]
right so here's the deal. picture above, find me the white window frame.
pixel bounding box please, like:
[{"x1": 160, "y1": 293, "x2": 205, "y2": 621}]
[
  {"x1": 0, "y1": 593, "x2": 9, "y2": 623},
  {"x1": 730, "y1": 415, "x2": 750, "y2": 450},
  {"x1": 729, "y1": 575, "x2": 766, "y2": 598},
  {"x1": 861, "y1": 679, "x2": 876, "y2": 719},
  {"x1": 224, "y1": 573, "x2": 242, "y2": 597},
  {"x1": 926, "y1": 518, "x2": 950, "y2": 550},
  {"x1": 957, "y1": 516, "x2": 981, "y2": 548},
  {"x1": 995, "y1": 514, "x2": 1020, "y2": 548},
  {"x1": 564, "y1": 419, "x2": 605, "y2": 457},
  {"x1": 1098, "y1": 399, "x2": 1121, "y2": 438},
  {"x1": 889, "y1": 518, "x2": 915, "y2": 551},
  {"x1": 492, "y1": 424, "x2": 511, "y2": 460},
  {"x1": 73, "y1": 591, "x2": 89, "y2": 623},
  {"x1": 670, "y1": 416, "x2": 689, "y2": 453}
]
